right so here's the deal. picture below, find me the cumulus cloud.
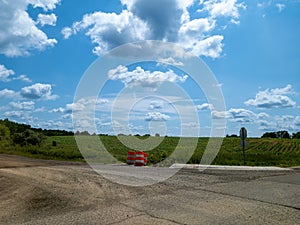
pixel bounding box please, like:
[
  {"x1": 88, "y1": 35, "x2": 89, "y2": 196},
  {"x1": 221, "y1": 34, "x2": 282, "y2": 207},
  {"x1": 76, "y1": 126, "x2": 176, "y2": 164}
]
[
  {"x1": 258, "y1": 115, "x2": 300, "y2": 132},
  {"x1": 157, "y1": 57, "x2": 184, "y2": 66},
  {"x1": 3, "y1": 111, "x2": 23, "y2": 119},
  {"x1": 179, "y1": 18, "x2": 215, "y2": 38},
  {"x1": 178, "y1": 19, "x2": 225, "y2": 57},
  {"x1": 108, "y1": 65, "x2": 188, "y2": 89},
  {"x1": 130, "y1": 0, "x2": 182, "y2": 41},
  {"x1": 51, "y1": 98, "x2": 109, "y2": 116},
  {"x1": 27, "y1": 0, "x2": 61, "y2": 11},
  {"x1": 0, "y1": 89, "x2": 18, "y2": 99},
  {"x1": 192, "y1": 35, "x2": 224, "y2": 58},
  {"x1": 227, "y1": 108, "x2": 257, "y2": 123},
  {"x1": 0, "y1": 64, "x2": 32, "y2": 82},
  {"x1": 62, "y1": 0, "x2": 245, "y2": 58},
  {"x1": 200, "y1": 0, "x2": 246, "y2": 19},
  {"x1": 9, "y1": 101, "x2": 35, "y2": 111},
  {"x1": 245, "y1": 85, "x2": 296, "y2": 108},
  {"x1": 211, "y1": 110, "x2": 230, "y2": 119},
  {"x1": 62, "y1": 10, "x2": 149, "y2": 55},
  {"x1": 39, "y1": 120, "x2": 72, "y2": 130},
  {"x1": 212, "y1": 108, "x2": 270, "y2": 123},
  {"x1": 0, "y1": 64, "x2": 14, "y2": 82},
  {"x1": 37, "y1": 13, "x2": 57, "y2": 26},
  {"x1": 0, "y1": 1, "x2": 59, "y2": 57},
  {"x1": 197, "y1": 103, "x2": 214, "y2": 110},
  {"x1": 61, "y1": 27, "x2": 72, "y2": 39},
  {"x1": 145, "y1": 112, "x2": 170, "y2": 121},
  {"x1": 20, "y1": 83, "x2": 57, "y2": 100},
  {"x1": 258, "y1": 120, "x2": 277, "y2": 131},
  {"x1": 14, "y1": 74, "x2": 32, "y2": 83}
]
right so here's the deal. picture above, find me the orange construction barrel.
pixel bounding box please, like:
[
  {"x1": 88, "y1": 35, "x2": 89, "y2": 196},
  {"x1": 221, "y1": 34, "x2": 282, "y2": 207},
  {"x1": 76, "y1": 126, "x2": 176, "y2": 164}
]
[
  {"x1": 144, "y1": 153, "x2": 148, "y2": 166},
  {"x1": 127, "y1": 151, "x2": 135, "y2": 165},
  {"x1": 135, "y1": 151, "x2": 145, "y2": 166}
]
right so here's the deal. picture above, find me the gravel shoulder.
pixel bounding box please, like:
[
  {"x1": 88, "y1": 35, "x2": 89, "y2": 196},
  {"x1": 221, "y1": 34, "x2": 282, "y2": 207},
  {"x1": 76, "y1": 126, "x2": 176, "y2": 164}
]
[
  {"x1": 0, "y1": 154, "x2": 299, "y2": 225},
  {"x1": 0, "y1": 154, "x2": 84, "y2": 169}
]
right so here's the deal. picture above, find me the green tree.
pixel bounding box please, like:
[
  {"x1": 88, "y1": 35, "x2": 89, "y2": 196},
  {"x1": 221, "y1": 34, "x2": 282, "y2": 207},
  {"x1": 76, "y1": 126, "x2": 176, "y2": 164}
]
[
  {"x1": 12, "y1": 129, "x2": 46, "y2": 147},
  {"x1": 261, "y1": 132, "x2": 277, "y2": 138},
  {"x1": 292, "y1": 132, "x2": 300, "y2": 139},
  {"x1": 261, "y1": 130, "x2": 291, "y2": 139},
  {"x1": 276, "y1": 130, "x2": 291, "y2": 139},
  {"x1": 0, "y1": 124, "x2": 11, "y2": 148}
]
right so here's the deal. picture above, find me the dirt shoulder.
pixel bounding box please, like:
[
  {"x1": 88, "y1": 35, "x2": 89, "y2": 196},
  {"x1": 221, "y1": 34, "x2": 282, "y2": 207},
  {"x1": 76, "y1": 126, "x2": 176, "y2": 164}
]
[{"x1": 0, "y1": 154, "x2": 85, "y2": 169}]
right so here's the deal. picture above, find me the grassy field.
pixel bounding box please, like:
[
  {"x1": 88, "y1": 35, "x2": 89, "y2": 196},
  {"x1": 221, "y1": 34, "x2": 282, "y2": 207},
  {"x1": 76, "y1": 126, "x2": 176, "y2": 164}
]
[{"x1": 1, "y1": 135, "x2": 300, "y2": 167}]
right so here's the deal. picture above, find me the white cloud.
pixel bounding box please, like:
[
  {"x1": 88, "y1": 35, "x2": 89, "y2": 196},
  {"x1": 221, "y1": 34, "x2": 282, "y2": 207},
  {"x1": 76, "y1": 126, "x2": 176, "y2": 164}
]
[
  {"x1": 61, "y1": 27, "x2": 73, "y2": 39},
  {"x1": 227, "y1": 108, "x2": 257, "y2": 123},
  {"x1": 2, "y1": 109, "x2": 33, "y2": 121},
  {"x1": 245, "y1": 85, "x2": 296, "y2": 108},
  {"x1": 177, "y1": 0, "x2": 196, "y2": 23},
  {"x1": 270, "y1": 84, "x2": 293, "y2": 95},
  {"x1": 197, "y1": 103, "x2": 214, "y2": 110},
  {"x1": 14, "y1": 74, "x2": 32, "y2": 83},
  {"x1": 212, "y1": 108, "x2": 270, "y2": 124},
  {"x1": 157, "y1": 57, "x2": 184, "y2": 66},
  {"x1": 200, "y1": 0, "x2": 246, "y2": 19},
  {"x1": 62, "y1": 10, "x2": 149, "y2": 56},
  {"x1": 34, "y1": 107, "x2": 46, "y2": 112},
  {"x1": 9, "y1": 101, "x2": 35, "y2": 111},
  {"x1": 0, "y1": 1, "x2": 59, "y2": 57},
  {"x1": 212, "y1": 110, "x2": 229, "y2": 119},
  {"x1": 191, "y1": 35, "x2": 224, "y2": 58},
  {"x1": 276, "y1": 3, "x2": 285, "y2": 13},
  {"x1": 50, "y1": 107, "x2": 65, "y2": 113},
  {"x1": 62, "y1": 0, "x2": 245, "y2": 58},
  {"x1": 149, "y1": 101, "x2": 163, "y2": 110},
  {"x1": 295, "y1": 116, "x2": 300, "y2": 127},
  {"x1": 51, "y1": 98, "x2": 109, "y2": 116},
  {"x1": 258, "y1": 115, "x2": 300, "y2": 132},
  {"x1": 145, "y1": 112, "x2": 170, "y2": 121},
  {"x1": 108, "y1": 65, "x2": 188, "y2": 89},
  {"x1": 20, "y1": 83, "x2": 57, "y2": 100},
  {"x1": 258, "y1": 120, "x2": 277, "y2": 131},
  {"x1": 39, "y1": 120, "x2": 72, "y2": 130},
  {"x1": 3, "y1": 111, "x2": 23, "y2": 118},
  {"x1": 37, "y1": 13, "x2": 57, "y2": 26},
  {"x1": 0, "y1": 89, "x2": 18, "y2": 99},
  {"x1": 179, "y1": 18, "x2": 215, "y2": 37},
  {"x1": 257, "y1": 112, "x2": 269, "y2": 119},
  {"x1": 178, "y1": 18, "x2": 222, "y2": 57},
  {"x1": 0, "y1": 64, "x2": 14, "y2": 82},
  {"x1": 0, "y1": 64, "x2": 32, "y2": 82},
  {"x1": 120, "y1": 0, "x2": 138, "y2": 10},
  {"x1": 27, "y1": 0, "x2": 61, "y2": 11}
]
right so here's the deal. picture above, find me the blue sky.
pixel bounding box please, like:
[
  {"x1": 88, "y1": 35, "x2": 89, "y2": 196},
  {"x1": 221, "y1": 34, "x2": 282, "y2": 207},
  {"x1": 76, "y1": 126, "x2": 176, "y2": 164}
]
[{"x1": 0, "y1": 0, "x2": 299, "y2": 137}]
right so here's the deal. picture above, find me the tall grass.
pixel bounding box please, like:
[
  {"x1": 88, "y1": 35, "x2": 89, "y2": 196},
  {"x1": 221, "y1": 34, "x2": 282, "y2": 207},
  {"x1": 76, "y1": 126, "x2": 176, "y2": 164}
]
[{"x1": 1, "y1": 136, "x2": 299, "y2": 167}]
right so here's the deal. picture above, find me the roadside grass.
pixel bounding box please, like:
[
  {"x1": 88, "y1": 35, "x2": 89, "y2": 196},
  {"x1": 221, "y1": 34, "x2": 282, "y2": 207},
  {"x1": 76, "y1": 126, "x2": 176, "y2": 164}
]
[{"x1": 1, "y1": 136, "x2": 299, "y2": 167}]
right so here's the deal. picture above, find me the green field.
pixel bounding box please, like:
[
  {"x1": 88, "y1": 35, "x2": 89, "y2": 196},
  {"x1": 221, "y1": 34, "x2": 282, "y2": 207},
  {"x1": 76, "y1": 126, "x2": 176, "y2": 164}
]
[{"x1": 1, "y1": 135, "x2": 300, "y2": 167}]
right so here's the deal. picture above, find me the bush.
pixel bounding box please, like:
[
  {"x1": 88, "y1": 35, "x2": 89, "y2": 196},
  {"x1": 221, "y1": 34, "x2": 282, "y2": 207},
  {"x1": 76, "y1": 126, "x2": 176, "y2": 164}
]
[
  {"x1": 12, "y1": 129, "x2": 46, "y2": 147},
  {"x1": 52, "y1": 140, "x2": 57, "y2": 146}
]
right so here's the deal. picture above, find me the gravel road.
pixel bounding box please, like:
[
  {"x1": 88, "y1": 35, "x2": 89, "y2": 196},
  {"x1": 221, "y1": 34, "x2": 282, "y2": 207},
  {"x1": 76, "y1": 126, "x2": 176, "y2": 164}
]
[{"x1": 0, "y1": 154, "x2": 299, "y2": 225}]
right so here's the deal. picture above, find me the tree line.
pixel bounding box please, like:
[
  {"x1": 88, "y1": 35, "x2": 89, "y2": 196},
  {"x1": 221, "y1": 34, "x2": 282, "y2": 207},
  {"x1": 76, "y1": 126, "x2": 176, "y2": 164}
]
[
  {"x1": 227, "y1": 130, "x2": 300, "y2": 139},
  {"x1": 0, "y1": 118, "x2": 74, "y2": 147},
  {"x1": 261, "y1": 130, "x2": 300, "y2": 139}
]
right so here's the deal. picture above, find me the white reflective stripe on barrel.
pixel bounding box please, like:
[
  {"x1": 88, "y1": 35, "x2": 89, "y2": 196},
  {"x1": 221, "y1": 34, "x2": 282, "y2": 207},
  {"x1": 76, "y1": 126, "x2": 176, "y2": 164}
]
[{"x1": 135, "y1": 151, "x2": 144, "y2": 166}]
